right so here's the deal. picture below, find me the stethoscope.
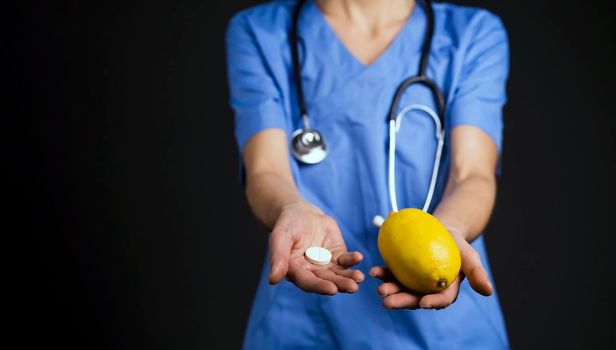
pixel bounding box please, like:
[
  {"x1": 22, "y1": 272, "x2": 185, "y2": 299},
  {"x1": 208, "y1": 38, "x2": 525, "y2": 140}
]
[{"x1": 290, "y1": 0, "x2": 446, "y2": 223}]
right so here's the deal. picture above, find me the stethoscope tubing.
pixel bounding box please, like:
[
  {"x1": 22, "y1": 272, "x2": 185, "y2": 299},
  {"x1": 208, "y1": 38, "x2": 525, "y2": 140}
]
[{"x1": 290, "y1": 0, "x2": 446, "y2": 216}]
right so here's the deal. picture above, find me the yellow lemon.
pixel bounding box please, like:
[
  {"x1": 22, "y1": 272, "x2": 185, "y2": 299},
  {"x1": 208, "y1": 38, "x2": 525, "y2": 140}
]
[{"x1": 378, "y1": 208, "x2": 461, "y2": 294}]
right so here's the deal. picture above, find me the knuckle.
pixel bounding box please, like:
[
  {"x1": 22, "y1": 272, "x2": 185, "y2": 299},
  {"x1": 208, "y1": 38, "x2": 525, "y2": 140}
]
[{"x1": 322, "y1": 215, "x2": 337, "y2": 228}]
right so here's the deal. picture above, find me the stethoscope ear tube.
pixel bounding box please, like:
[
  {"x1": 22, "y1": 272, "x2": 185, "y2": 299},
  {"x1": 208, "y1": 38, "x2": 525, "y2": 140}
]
[
  {"x1": 381, "y1": 0, "x2": 447, "y2": 215},
  {"x1": 388, "y1": 105, "x2": 445, "y2": 214},
  {"x1": 290, "y1": 0, "x2": 329, "y2": 164},
  {"x1": 290, "y1": 0, "x2": 309, "y2": 120},
  {"x1": 290, "y1": 0, "x2": 447, "y2": 221},
  {"x1": 388, "y1": 76, "x2": 446, "y2": 127}
]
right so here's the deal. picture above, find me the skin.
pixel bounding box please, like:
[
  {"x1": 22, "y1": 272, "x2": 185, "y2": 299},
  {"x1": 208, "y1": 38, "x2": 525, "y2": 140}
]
[
  {"x1": 244, "y1": 129, "x2": 365, "y2": 294},
  {"x1": 370, "y1": 126, "x2": 497, "y2": 309},
  {"x1": 242, "y1": 0, "x2": 498, "y2": 309},
  {"x1": 317, "y1": 0, "x2": 417, "y2": 65}
]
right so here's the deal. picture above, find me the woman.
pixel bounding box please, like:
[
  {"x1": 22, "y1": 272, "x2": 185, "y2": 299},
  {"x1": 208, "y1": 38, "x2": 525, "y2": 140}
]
[{"x1": 226, "y1": 0, "x2": 509, "y2": 348}]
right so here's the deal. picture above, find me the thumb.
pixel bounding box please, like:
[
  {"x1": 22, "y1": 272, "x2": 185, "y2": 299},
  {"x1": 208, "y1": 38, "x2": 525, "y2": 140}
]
[
  {"x1": 268, "y1": 228, "x2": 293, "y2": 284},
  {"x1": 460, "y1": 243, "x2": 493, "y2": 296}
]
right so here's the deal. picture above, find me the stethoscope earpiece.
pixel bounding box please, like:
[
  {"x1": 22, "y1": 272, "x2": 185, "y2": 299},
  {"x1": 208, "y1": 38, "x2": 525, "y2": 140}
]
[{"x1": 291, "y1": 128, "x2": 327, "y2": 164}]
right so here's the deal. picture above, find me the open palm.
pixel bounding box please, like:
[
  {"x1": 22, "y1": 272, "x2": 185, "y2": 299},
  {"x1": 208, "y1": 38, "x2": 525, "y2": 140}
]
[
  {"x1": 269, "y1": 203, "x2": 364, "y2": 294},
  {"x1": 370, "y1": 230, "x2": 493, "y2": 309}
]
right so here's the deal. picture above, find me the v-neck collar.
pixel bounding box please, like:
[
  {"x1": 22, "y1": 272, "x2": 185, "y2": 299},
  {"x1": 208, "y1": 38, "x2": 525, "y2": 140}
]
[{"x1": 303, "y1": 0, "x2": 426, "y2": 73}]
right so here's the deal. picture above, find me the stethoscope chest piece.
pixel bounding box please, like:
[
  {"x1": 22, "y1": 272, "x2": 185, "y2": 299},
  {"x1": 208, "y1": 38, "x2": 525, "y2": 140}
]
[{"x1": 291, "y1": 128, "x2": 327, "y2": 164}]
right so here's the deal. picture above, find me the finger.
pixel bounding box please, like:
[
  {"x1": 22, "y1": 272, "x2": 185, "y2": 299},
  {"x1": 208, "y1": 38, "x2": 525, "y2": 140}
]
[
  {"x1": 337, "y1": 251, "x2": 363, "y2": 267},
  {"x1": 330, "y1": 265, "x2": 365, "y2": 283},
  {"x1": 418, "y1": 278, "x2": 461, "y2": 309},
  {"x1": 268, "y1": 228, "x2": 293, "y2": 284},
  {"x1": 460, "y1": 244, "x2": 493, "y2": 296},
  {"x1": 377, "y1": 282, "x2": 402, "y2": 297},
  {"x1": 288, "y1": 267, "x2": 338, "y2": 295},
  {"x1": 369, "y1": 266, "x2": 394, "y2": 282},
  {"x1": 313, "y1": 268, "x2": 359, "y2": 293},
  {"x1": 382, "y1": 292, "x2": 420, "y2": 309}
]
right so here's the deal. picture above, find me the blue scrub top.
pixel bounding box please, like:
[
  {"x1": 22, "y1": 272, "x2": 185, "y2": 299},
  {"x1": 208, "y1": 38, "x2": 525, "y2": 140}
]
[{"x1": 226, "y1": 1, "x2": 510, "y2": 348}]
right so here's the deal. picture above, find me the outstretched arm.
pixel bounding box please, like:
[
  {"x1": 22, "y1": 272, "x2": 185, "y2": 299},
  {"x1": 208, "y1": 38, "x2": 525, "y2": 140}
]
[
  {"x1": 433, "y1": 125, "x2": 498, "y2": 243},
  {"x1": 243, "y1": 128, "x2": 305, "y2": 230},
  {"x1": 371, "y1": 125, "x2": 498, "y2": 309},
  {"x1": 243, "y1": 128, "x2": 365, "y2": 294}
]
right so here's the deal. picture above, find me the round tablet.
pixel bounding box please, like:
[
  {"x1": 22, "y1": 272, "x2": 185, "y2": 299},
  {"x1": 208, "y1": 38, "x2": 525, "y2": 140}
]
[{"x1": 304, "y1": 246, "x2": 332, "y2": 266}]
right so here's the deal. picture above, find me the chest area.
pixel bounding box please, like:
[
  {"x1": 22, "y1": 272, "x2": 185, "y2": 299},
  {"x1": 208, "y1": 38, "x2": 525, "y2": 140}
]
[{"x1": 321, "y1": 15, "x2": 410, "y2": 66}]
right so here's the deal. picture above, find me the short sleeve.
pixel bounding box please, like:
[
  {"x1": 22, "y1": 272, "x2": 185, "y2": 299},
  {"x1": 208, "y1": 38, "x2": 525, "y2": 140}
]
[
  {"x1": 225, "y1": 14, "x2": 288, "y2": 153},
  {"x1": 449, "y1": 12, "x2": 510, "y2": 152}
]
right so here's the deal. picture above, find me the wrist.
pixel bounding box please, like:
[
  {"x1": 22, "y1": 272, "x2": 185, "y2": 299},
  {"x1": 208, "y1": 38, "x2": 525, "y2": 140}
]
[
  {"x1": 268, "y1": 200, "x2": 323, "y2": 230},
  {"x1": 442, "y1": 224, "x2": 469, "y2": 243},
  {"x1": 433, "y1": 215, "x2": 469, "y2": 242},
  {"x1": 280, "y1": 199, "x2": 322, "y2": 215}
]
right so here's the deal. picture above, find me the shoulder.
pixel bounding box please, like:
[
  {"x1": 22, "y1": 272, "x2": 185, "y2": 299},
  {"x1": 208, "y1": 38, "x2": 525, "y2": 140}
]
[
  {"x1": 433, "y1": 2, "x2": 508, "y2": 48},
  {"x1": 226, "y1": 0, "x2": 295, "y2": 41},
  {"x1": 435, "y1": 2, "x2": 505, "y2": 28}
]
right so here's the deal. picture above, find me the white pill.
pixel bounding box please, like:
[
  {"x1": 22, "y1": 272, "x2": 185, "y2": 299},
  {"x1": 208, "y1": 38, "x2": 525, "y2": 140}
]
[{"x1": 304, "y1": 246, "x2": 332, "y2": 266}]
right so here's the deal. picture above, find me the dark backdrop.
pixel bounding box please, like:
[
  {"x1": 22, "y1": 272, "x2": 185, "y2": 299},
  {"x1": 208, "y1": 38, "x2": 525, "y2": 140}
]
[{"x1": 10, "y1": 0, "x2": 615, "y2": 349}]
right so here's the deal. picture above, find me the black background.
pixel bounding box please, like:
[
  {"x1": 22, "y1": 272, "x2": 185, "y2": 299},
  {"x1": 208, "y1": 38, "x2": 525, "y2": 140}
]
[{"x1": 9, "y1": 0, "x2": 615, "y2": 349}]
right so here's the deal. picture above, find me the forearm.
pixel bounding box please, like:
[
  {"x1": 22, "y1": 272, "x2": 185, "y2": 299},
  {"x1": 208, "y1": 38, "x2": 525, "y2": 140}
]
[
  {"x1": 246, "y1": 171, "x2": 323, "y2": 230},
  {"x1": 433, "y1": 173, "x2": 496, "y2": 242},
  {"x1": 242, "y1": 129, "x2": 321, "y2": 230}
]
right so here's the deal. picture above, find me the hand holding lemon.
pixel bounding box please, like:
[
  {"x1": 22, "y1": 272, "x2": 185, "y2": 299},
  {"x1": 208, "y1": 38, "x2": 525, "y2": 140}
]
[{"x1": 370, "y1": 208, "x2": 493, "y2": 310}]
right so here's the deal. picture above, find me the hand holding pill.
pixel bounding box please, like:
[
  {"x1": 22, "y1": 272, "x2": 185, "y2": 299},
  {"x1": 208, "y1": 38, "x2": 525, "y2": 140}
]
[{"x1": 268, "y1": 202, "x2": 365, "y2": 295}]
